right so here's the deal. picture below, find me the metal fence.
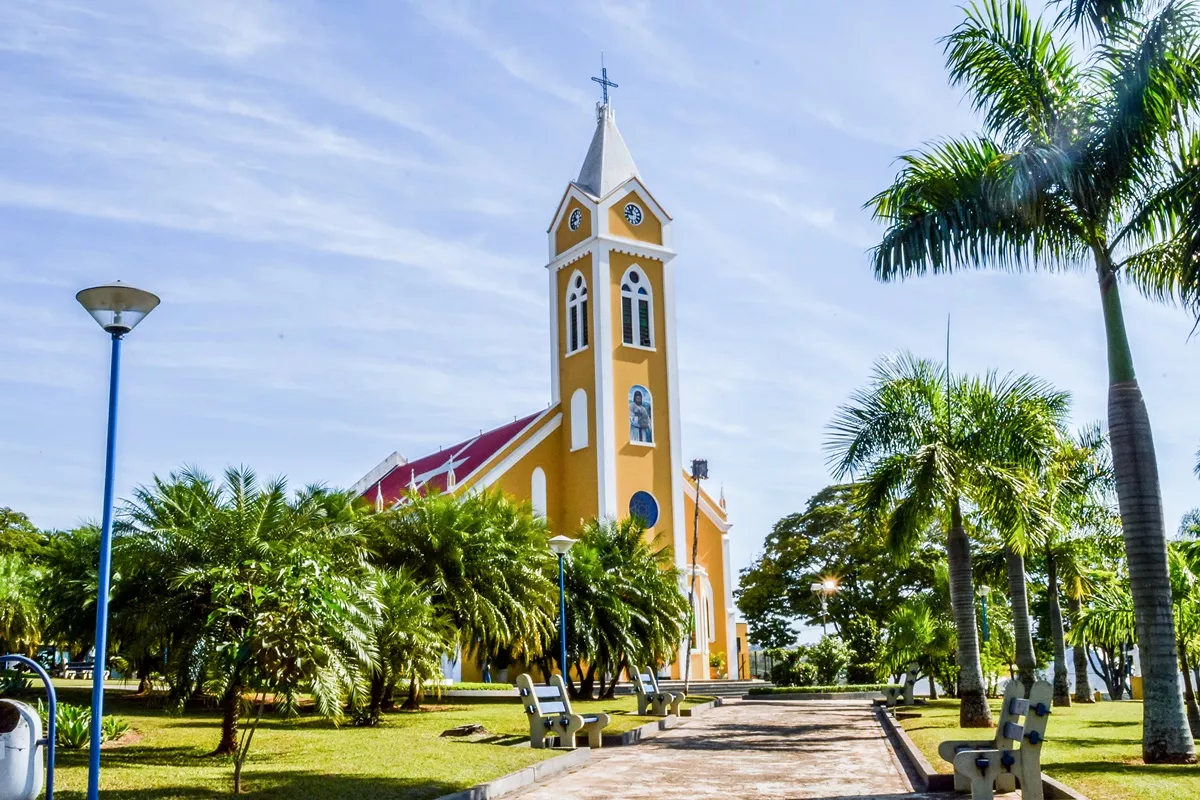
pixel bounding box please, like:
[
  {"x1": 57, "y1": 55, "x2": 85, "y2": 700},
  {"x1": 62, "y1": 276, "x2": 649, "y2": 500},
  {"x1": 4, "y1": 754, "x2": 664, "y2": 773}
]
[{"x1": 747, "y1": 650, "x2": 776, "y2": 681}]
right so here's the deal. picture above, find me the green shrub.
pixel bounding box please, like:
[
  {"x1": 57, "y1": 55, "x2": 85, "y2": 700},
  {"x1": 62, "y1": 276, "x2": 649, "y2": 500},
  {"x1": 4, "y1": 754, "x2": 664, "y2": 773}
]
[
  {"x1": 101, "y1": 714, "x2": 130, "y2": 742},
  {"x1": 37, "y1": 701, "x2": 131, "y2": 748},
  {"x1": 748, "y1": 684, "x2": 891, "y2": 695},
  {"x1": 54, "y1": 703, "x2": 91, "y2": 749},
  {"x1": 808, "y1": 636, "x2": 853, "y2": 685},
  {"x1": 764, "y1": 648, "x2": 818, "y2": 687},
  {"x1": 0, "y1": 669, "x2": 30, "y2": 696}
]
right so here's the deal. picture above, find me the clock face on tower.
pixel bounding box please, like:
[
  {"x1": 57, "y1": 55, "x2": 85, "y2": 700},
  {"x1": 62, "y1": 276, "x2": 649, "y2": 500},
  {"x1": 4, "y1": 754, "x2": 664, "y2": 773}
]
[
  {"x1": 568, "y1": 208, "x2": 582, "y2": 231},
  {"x1": 623, "y1": 202, "x2": 643, "y2": 226}
]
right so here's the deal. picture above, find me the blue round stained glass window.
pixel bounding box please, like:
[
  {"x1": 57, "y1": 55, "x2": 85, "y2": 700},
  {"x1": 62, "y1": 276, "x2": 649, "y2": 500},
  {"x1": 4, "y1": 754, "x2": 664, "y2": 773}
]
[{"x1": 629, "y1": 491, "x2": 659, "y2": 527}]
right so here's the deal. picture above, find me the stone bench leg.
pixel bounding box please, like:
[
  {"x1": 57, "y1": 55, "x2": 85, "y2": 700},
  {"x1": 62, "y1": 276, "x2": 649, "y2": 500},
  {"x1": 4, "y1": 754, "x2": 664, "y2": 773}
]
[
  {"x1": 667, "y1": 694, "x2": 682, "y2": 716},
  {"x1": 583, "y1": 714, "x2": 610, "y2": 748},
  {"x1": 636, "y1": 694, "x2": 651, "y2": 715}
]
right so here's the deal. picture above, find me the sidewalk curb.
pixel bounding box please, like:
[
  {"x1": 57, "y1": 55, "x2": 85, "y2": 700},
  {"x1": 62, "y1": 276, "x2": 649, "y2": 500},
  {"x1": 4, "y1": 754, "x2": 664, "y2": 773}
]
[{"x1": 432, "y1": 748, "x2": 590, "y2": 800}]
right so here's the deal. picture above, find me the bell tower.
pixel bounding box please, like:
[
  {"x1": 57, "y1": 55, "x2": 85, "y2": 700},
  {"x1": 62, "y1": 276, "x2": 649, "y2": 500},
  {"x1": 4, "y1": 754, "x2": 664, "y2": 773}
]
[{"x1": 545, "y1": 79, "x2": 685, "y2": 565}]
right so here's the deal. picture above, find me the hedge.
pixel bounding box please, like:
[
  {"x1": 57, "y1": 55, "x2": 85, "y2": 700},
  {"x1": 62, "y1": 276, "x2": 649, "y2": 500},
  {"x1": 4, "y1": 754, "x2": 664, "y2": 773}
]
[
  {"x1": 747, "y1": 684, "x2": 890, "y2": 695},
  {"x1": 444, "y1": 682, "x2": 515, "y2": 691}
]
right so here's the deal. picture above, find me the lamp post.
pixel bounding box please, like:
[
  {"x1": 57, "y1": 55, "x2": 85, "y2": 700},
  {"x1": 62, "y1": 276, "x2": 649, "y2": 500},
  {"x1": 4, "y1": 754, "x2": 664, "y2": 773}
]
[
  {"x1": 977, "y1": 585, "x2": 990, "y2": 644},
  {"x1": 810, "y1": 578, "x2": 839, "y2": 636},
  {"x1": 683, "y1": 458, "x2": 707, "y2": 695},
  {"x1": 76, "y1": 281, "x2": 159, "y2": 800},
  {"x1": 548, "y1": 535, "x2": 575, "y2": 679}
]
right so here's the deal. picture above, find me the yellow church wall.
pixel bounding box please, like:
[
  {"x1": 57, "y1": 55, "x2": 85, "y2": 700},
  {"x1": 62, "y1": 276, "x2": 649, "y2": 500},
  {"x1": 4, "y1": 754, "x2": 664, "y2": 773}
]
[
  {"x1": 556, "y1": 255, "x2": 600, "y2": 529},
  {"x1": 607, "y1": 252, "x2": 674, "y2": 548},
  {"x1": 555, "y1": 199, "x2": 592, "y2": 255},
  {"x1": 680, "y1": 490, "x2": 732, "y2": 679},
  {"x1": 607, "y1": 190, "x2": 663, "y2": 245},
  {"x1": 487, "y1": 419, "x2": 564, "y2": 533}
]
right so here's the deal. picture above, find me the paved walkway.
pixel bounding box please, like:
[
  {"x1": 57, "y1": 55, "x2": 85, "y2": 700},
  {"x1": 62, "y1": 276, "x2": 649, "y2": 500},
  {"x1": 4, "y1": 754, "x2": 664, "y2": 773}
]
[{"x1": 512, "y1": 699, "x2": 947, "y2": 800}]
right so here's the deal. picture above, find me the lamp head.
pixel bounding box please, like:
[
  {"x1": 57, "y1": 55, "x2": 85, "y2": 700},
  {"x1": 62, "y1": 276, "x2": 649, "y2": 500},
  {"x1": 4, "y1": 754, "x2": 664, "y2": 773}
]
[
  {"x1": 76, "y1": 281, "x2": 160, "y2": 335},
  {"x1": 548, "y1": 535, "x2": 576, "y2": 557},
  {"x1": 822, "y1": 578, "x2": 838, "y2": 593},
  {"x1": 690, "y1": 459, "x2": 708, "y2": 480},
  {"x1": 976, "y1": 585, "x2": 990, "y2": 598}
]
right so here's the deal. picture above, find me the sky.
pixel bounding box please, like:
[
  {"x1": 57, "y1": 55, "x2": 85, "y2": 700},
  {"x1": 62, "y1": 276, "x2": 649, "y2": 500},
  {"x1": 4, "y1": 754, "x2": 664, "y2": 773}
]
[{"x1": 2, "y1": 0, "x2": 1198, "y2": 584}]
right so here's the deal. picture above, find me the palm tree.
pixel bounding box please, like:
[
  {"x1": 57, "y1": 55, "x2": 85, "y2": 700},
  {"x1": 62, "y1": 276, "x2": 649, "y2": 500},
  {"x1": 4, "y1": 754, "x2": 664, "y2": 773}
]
[
  {"x1": 0, "y1": 553, "x2": 40, "y2": 655},
  {"x1": 367, "y1": 489, "x2": 557, "y2": 702},
  {"x1": 363, "y1": 568, "x2": 452, "y2": 721},
  {"x1": 561, "y1": 517, "x2": 688, "y2": 698},
  {"x1": 120, "y1": 467, "x2": 376, "y2": 756},
  {"x1": 827, "y1": 353, "x2": 1068, "y2": 726},
  {"x1": 866, "y1": 0, "x2": 1200, "y2": 761}
]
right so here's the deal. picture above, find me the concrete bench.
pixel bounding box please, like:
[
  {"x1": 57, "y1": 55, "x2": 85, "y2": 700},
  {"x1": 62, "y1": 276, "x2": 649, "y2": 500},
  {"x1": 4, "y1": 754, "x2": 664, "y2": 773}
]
[
  {"x1": 937, "y1": 679, "x2": 1052, "y2": 800},
  {"x1": 60, "y1": 662, "x2": 109, "y2": 681},
  {"x1": 881, "y1": 662, "x2": 920, "y2": 707},
  {"x1": 516, "y1": 673, "x2": 610, "y2": 749},
  {"x1": 632, "y1": 667, "x2": 681, "y2": 717}
]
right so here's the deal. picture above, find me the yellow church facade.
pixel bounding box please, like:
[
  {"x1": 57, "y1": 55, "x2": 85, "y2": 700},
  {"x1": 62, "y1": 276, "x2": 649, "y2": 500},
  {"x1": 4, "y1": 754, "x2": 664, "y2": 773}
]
[{"x1": 353, "y1": 98, "x2": 737, "y2": 682}]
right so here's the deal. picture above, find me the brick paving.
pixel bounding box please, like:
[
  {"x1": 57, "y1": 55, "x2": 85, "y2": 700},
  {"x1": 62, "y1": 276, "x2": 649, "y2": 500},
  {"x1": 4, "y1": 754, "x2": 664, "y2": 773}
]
[{"x1": 511, "y1": 698, "x2": 951, "y2": 799}]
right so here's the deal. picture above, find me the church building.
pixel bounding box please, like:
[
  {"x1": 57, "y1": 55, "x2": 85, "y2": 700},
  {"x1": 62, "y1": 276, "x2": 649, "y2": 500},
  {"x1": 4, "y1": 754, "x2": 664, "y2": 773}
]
[{"x1": 351, "y1": 87, "x2": 737, "y2": 681}]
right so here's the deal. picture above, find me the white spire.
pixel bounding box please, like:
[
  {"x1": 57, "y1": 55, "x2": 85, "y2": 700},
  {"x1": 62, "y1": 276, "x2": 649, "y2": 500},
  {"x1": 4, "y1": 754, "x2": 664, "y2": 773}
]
[
  {"x1": 375, "y1": 482, "x2": 384, "y2": 512},
  {"x1": 575, "y1": 102, "x2": 640, "y2": 198}
]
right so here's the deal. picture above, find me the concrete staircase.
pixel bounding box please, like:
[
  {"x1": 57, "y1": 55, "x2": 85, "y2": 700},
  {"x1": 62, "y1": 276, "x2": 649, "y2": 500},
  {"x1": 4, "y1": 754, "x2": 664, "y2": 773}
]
[{"x1": 615, "y1": 678, "x2": 772, "y2": 698}]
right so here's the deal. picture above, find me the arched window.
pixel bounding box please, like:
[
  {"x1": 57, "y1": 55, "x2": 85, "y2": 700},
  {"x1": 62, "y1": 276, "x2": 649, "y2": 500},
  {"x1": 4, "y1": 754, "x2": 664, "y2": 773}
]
[
  {"x1": 620, "y1": 266, "x2": 653, "y2": 348},
  {"x1": 570, "y1": 388, "x2": 589, "y2": 450},
  {"x1": 565, "y1": 271, "x2": 589, "y2": 355},
  {"x1": 531, "y1": 467, "x2": 547, "y2": 517}
]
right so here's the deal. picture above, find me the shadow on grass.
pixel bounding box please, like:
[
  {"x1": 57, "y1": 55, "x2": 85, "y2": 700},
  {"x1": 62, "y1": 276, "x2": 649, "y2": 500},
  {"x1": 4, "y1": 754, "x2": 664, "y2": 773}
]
[
  {"x1": 1050, "y1": 759, "x2": 1200, "y2": 777},
  {"x1": 47, "y1": 772, "x2": 464, "y2": 800}
]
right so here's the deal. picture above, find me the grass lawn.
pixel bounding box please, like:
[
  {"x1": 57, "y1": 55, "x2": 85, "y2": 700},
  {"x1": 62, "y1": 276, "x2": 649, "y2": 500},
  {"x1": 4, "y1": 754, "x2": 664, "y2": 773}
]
[
  {"x1": 899, "y1": 698, "x2": 1200, "y2": 800},
  {"x1": 38, "y1": 685, "x2": 712, "y2": 798}
]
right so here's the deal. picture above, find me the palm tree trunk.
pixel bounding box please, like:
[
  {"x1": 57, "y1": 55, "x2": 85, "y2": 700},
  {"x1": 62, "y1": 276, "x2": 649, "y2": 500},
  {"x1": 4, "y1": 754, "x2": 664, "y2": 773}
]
[
  {"x1": 1177, "y1": 637, "x2": 1200, "y2": 739},
  {"x1": 400, "y1": 676, "x2": 420, "y2": 711},
  {"x1": 928, "y1": 661, "x2": 939, "y2": 700},
  {"x1": 1067, "y1": 591, "x2": 1095, "y2": 703},
  {"x1": 948, "y1": 498, "x2": 992, "y2": 727},
  {"x1": 1046, "y1": 552, "x2": 1071, "y2": 706},
  {"x1": 1097, "y1": 263, "x2": 1196, "y2": 763},
  {"x1": 1004, "y1": 546, "x2": 1037, "y2": 695}
]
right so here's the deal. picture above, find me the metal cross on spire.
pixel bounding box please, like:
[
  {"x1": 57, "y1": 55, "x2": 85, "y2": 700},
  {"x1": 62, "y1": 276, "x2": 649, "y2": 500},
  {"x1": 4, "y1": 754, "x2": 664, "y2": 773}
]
[{"x1": 591, "y1": 54, "x2": 618, "y2": 104}]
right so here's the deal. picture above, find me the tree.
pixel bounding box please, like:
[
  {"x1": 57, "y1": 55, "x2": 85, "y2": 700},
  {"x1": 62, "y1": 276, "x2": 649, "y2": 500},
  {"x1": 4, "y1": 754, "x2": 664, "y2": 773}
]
[
  {"x1": 736, "y1": 485, "x2": 941, "y2": 649},
  {"x1": 362, "y1": 568, "x2": 452, "y2": 723},
  {"x1": 827, "y1": 353, "x2": 1067, "y2": 726},
  {"x1": 367, "y1": 489, "x2": 556, "y2": 706},
  {"x1": 119, "y1": 468, "x2": 376, "y2": 757},
  {"x1": 881, "y1": 597, "x2": 956, "y2": 698},
  {"x1": 866, "y1": 0, "x2": 1200, "y2": 760},
  {"x1": 0, "y1": 553, "x2": 40, "y2": 655},
  {"x1": 0, "y1": 508, "x2": 45, "y2": 557},
  {"x1": 560, "y1": 516, "x2": 688, "y2": 699}
]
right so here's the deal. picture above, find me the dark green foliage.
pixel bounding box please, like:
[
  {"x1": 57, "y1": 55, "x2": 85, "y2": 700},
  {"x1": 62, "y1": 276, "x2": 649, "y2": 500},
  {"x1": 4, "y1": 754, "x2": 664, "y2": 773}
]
[
  {"x1": 843, "y1": 616, "x2": 883, "y2": 684},
  {"x1": 747, "y1": 684, "x2": 892, "y2": 695},
  {"x1": 763, "y1": 648, "x2": 818, "y2": 688}
]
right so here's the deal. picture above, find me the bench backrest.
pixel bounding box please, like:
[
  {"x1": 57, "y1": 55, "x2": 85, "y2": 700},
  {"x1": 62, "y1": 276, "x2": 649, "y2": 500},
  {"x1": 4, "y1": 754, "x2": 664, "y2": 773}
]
[
  {"x1": 994, "y1": 679, "x2": 1053, "y2": 751},
  {"x1": 516, "y1": 673, "x2": 574, "y2": 717},
  {"x1": 633, "y1": 668, "x2": 658, "y2": 697}
]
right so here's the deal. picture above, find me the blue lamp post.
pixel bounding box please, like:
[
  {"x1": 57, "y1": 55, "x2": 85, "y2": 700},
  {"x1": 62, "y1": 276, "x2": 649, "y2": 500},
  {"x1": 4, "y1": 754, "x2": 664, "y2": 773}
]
[
  {"x1": 547, "y1": 535, "x2": 575, "y2": 678},
  {"x1": 76, "y1": 281, "x2": 159, "y2": 800}
]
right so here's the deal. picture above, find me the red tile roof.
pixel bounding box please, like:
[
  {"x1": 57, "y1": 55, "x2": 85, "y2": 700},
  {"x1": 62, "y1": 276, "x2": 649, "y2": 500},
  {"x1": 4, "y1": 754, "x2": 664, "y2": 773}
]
[{"x1": 361, "y1": 411, "x2": 546, "y2": 506}]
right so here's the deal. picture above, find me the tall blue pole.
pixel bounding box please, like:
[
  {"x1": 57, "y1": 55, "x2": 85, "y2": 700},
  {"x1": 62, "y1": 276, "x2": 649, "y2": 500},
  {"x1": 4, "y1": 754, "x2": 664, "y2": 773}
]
[
  {"x1": 88, "y1": 332, "x2": 122, "y2": 800},
  {"x1": 557, "y1": 554, "x2": 567, "y2": 677}
]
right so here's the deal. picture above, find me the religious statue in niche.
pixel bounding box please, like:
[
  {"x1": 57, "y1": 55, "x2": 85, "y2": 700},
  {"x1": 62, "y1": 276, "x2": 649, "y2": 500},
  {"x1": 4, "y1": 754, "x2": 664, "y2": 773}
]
[{"x1": 629, "y1": 385, "x2": 653, "y2": 444}]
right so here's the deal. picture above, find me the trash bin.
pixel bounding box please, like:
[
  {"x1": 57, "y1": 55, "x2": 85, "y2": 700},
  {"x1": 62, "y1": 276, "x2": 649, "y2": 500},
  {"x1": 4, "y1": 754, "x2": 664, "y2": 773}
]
[{"x1": 0, "y1": 699, "x2": 44, "y2": 800}]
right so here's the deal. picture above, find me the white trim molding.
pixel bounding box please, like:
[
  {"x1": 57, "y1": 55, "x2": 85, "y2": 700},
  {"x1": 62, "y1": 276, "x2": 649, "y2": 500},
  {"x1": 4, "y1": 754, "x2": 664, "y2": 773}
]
[
  {"x1": 682, "y1": 479, "x2": 732, "y2": 533},
  {"x1": 349, "y1": 451, "x2": 408, "y2": 496},
  {"x1": 593, "y1": 248, "x2": 618, "y2": 519},
  {"x1": 471, "y1": 413, "x2": 563, "y2": 491}
]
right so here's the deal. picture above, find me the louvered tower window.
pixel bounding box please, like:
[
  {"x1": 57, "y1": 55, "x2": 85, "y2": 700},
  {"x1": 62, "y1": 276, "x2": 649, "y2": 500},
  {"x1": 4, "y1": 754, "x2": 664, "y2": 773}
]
[{"x1": 620, "y1": 266, "x2": 653, "y2": 349}]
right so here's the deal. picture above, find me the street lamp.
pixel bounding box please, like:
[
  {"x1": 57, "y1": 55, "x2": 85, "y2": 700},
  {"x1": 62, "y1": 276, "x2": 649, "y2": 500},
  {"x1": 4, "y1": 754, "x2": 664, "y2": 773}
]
[
  {"x1": 810, "y1": 578, "x2": 839, "y2": 636},
  {"x1": 548, "y1": 535, "x2": 575, "y2": 679},
  {"x1": 976, "y1": 585, "x2": 990, "y2": 644},
  {"x1": 76, "y1": 281, "x2": 159, "y2": 800}
]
